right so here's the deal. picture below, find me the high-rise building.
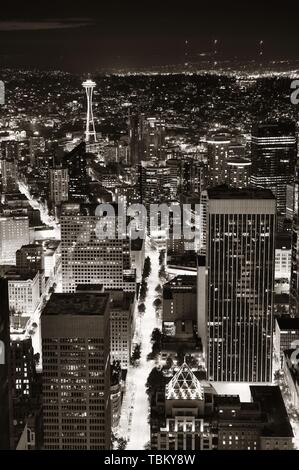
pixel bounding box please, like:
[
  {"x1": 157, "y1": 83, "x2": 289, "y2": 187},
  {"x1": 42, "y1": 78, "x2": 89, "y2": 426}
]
[
  {"x1": 109, "y1": 290, "x2": 135, "y2": 369},
  {"x1": 251, "y1": 123, "x2": 296, "y2": 219},
  {"x1": 290, "y1": 159, "x2": 299, "y2": 316},
  {"x1": 0, "y1": 158, "x2": 18, "y2": 193},
  {"x1": 0, "y1": 140, "x2": 19, "y2": 161},
  {"x1": 205, "y1": 186, "x2": 276, "y2": 382},
  {"x1": 166, "y1": 158, "x2": 205, "y2": 197},
  {"x1": 226, "y1": 157, "x2": 251, "y2": 188},
  {"x1": 16, "y1": 244, "x2": 44, "y2": 275},
  {"x1": 49, "y1": 168, "x2": 69, "y2": 205},
  {"x1": 274, "y1": 317, "x2": 299, "y2": 365},
  {"x1": 150, "y1": 362, "x2": 293, "y2": 450},
  {"x1": 10, "y1": 337, "x2": 36, "y2": 401},
  {"x1": 0, "y1": 279, "x2": 13, "y2": 449},
  {"x1": 139, "y1": 161, "x2": 172, "y2": 209},
  {"x1": 140, "y1": 116, "x2": 166, "y2": 162},
  {"x1": 65, "y1": 142, "x2": 88, "y2": 202},
  {"x1": 61, "y1": 203, "x2": 135, "y2": 293},
  {"x1": 207, "y1": 132, "x2": 231, "y2": 187},
  {"x1": 275, "y1": 233, "x2": 291, "y2": 294},
  {"x1": 128, "y1": 113, "x2": 141, "y2": 165},
  {"x1": 162, "y1": 275, "x2": 197, "y2": 339},
  {"x1": 41, "y1": 292, "x2": 111, "y2": 450},
  {"x1": 8, "y1": 271, "x2": 40, "y2": 316},
  {"x1": 0, "y1": 216, "x2": 30, "y2": 265},
  {"x1": 29, "y1": 136, "x2": 45, "y2": 166}
]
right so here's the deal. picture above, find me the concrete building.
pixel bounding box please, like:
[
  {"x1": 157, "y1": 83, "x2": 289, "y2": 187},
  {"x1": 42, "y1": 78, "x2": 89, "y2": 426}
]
[
  {"x1": 109, "y1": 290, "x2": 136, "y2": 370},
  {"x1": 8, "y1": 271, "x2": 40, "y2": 317},
  {"x1": 274, "y1": 317, "x2": 299, "y2": 365},
  {"x1": 162, "y1": 275, "x2": 197, "y2": 340},
  {"x1": 205, "y1": 186, "x2": 276, "y2": 382},
  {"x1": 283, "y1": 348, "x2": 299, "y2": 410},
  {"x1": 150, "y1": 362, "x2": 293, "y2": 450},
  {"x1": 41, "y1": 292, "x2": 111, "y2": 450},
  {"x1": 60, "y1": 203, "x2": 136, "y2": 293},
  {"x1": 0, "y1": 216, "x2": 29, "y2": 264},
  {"x1": 49, "y1": 168, "x2": 69, "y2": 205},
  {"x1": 16, "y1": 244, "x2": 44, "y2": 275}
]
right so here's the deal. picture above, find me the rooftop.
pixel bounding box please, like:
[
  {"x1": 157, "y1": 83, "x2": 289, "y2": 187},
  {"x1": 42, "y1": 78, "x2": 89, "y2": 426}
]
[
  {"x1": 42, "y1": 293, "x2": 109, "y2": 317},
  {"x1": 275, "y1": 232, "x2": 291, "y2": 250},
  {"x1": 166, "y1": 362, "x2": 204, "y2": 401},
  {"x1": 207, "y1": 184, "x2": 275, "y2": 200},
  {"x1": 276, "y1": 316, "x2": 299, "y2": 330},
  {"x1": 250, "y1": 386, "x2": 294, "y2": 438}
]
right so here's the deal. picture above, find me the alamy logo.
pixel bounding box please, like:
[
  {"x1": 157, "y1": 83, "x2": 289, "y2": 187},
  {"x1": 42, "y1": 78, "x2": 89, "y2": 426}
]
[
  {"x1": 0, "y1": 340, "x2": 5, "y2": 365},
  {"x1": 0, "y1": 81, "x2": 4, "y2": 105}
]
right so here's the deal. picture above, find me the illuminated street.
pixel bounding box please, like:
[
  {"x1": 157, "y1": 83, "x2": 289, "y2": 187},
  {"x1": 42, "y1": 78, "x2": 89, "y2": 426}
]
[
  {"x1": 118, "y1": 240, "x2": 162, "y2": 449},
  {"x1": 17, "y1": 181, "x2": 62, "y2": 368},
  {"x1": 18, "y1": 180, "x2": 61, "y2": 239}
]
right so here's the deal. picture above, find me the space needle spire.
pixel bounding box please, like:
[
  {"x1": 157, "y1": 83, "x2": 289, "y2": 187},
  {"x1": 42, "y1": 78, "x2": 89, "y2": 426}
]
[{"x1": 82, "y1": 77, "x2": 97, "y2": 143}]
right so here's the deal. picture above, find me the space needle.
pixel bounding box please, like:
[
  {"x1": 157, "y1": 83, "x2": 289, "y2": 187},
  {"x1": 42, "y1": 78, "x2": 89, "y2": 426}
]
[{"x1": 82, "y1": 78, "x2": 97, "y2": 143}]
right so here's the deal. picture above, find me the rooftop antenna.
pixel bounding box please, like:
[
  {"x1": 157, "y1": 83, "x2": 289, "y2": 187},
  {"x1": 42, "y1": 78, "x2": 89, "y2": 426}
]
[
  {"x1": 213, "y1": 39, "x2": 218, "y2": 67},
  {"x1": 259, "y1": 40, "x2": 264, "y2": 67},
  {"x1": 184, "y1": 39, "x2": 189, "y2": 68}
]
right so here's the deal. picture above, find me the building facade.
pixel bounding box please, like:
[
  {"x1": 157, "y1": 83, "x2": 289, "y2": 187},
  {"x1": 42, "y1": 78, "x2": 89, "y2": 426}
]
[
  {"x1": 41, "y1": 293, "x2": 111, "y2": 450},
  {"x1": 205, "y1": 186, "x2": 276, "y2": 382}
]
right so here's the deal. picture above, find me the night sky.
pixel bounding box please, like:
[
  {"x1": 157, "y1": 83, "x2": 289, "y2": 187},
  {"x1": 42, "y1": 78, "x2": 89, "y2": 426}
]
[{"x1": 1, "y1": 1, "x2": 299, "y2": 72}]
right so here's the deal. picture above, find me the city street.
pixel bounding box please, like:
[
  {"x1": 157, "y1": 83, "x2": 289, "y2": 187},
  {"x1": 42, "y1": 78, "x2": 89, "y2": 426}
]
[
  {"x1": 118, "y1": 239, "x2": 162, "y2": 449},
  {"x1": 17, "y1": 181, "x2": 62, "y2": 369}
]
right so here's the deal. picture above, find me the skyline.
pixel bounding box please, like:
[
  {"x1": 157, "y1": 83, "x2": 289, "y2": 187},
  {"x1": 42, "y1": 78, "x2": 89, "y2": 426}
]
[
  {"x1": 1, "y1": 1, "x2": 299, "y2": 456},
  {"x1": 1, "y1": 1, "x2": 299, "y2": 72}
]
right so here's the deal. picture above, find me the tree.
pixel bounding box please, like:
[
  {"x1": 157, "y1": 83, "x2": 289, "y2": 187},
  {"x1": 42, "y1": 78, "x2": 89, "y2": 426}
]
[
  {"x1": 155, "y1": 284, "x2": 162, "y2": 293},
  {"x1": 143, "y1": 256, "x2": 152, "y2": 279},
  {"x1": 33, "y1": 353, "x2": 40, "y2": 367},
  {"x1": 151, "y1": 328, "x2": 162, "y2": 344},
  {"x1": 163, "y1": 355, "x2": 173, "y2": 370},
  {"x1": 159, "y1": 264, "x2": 166, "y2": 280},
  {"x1": 117, "y1": 437, "x2": 127, "y2": 450},
  {"x1": 139, "y1": 281, "x2": 148, "y2": 302},
  {"x1": 153, "y1": 297, "x2": 162, "y2": 309},
  {"x1": 148, "y1": 328, "x2": 163, "y2": 359},
  {"x1": 138, "y1": 303, "x2": 146, "y2": 314},
  {"x1": 131, "y1": 343, "x2": 141, "y2": 365},
  {"x1": 146, "y1": 367, "x2": 166, "y2": 397},
  {"x1": 159, "y1": 250, "x2": 165, "y2": 266}
]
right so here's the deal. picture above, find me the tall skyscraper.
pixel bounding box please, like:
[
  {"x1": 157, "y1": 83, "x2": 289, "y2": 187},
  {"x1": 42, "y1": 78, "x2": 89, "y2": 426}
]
[
  {"x1": 49, "y1": 168, "x2": 69, "y2": 205},
  {"x1": 65, "y1": 142, "x2": 88, "y2": 202},
  {"x1": 41, "y1": 292, "x2": 111, "y2": 450},
  {"x1": 0, "y1": 279, "x2": 12, "y2": 449},
  {"x1": 61, "y1": 203, "x2": 135, "y2": 293},
  {"x1": 0, "y1": 216, "x2": 30, "y2": 265},
  {"x1": 16, "y1": 244, "x2": 44, "y2": 275},
  {"x1": 290, "y1": 159, "x2": 299, "y2": 316},
  {"x1": 139, "y1": 161, "x2": 172, "y2": 209},
  {"x1": 251, "y1": 122, "x2": 296, "y2": 220},
  {"x1": 0, "y1": 158, "x2": 18, "y2": 193},
  {"x1": 29, "y1": 136, "x2": 45, "y2": 166},
  {"x1": 128, "y1": 112, "x2": 141, "y2": 165},
  {"x1": 205, "y1": 186, "x2": 276, "y2": 382},
  {"x1": 207, "y1": 132, "x2": 231, "y2": 186},
  {"x1": 226, "y1": 157, "x2": 251, "y2": 188}
]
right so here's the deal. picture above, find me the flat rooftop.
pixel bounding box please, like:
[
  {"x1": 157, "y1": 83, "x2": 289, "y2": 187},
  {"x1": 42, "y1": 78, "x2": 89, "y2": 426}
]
[
  {"x1": 164, "y1": 275, "x2": 197, "y2": 288},
  {"x1": 250, "y1": 386, "x2": 293, "y2": 438},
  {"x1": 276, "y1": 316, "x2": 299, "y2": 330},
  {"x1": 42, "y1": 293, "x2": 109, "y2": 316},
  {"x1": 207, "y1": 185, "x2": 275, "y2": 200}
]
